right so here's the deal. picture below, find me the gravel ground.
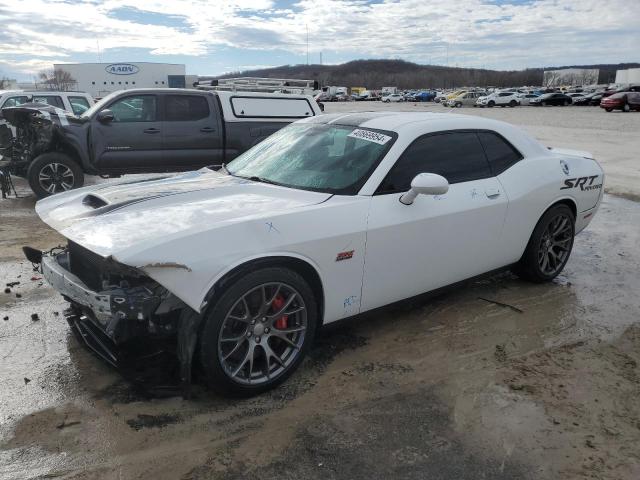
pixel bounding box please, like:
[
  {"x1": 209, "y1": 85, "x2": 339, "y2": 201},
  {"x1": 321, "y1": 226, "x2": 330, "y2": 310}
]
[{"x1": 1, "y1": 105, "x2": 640, "y2": 479}]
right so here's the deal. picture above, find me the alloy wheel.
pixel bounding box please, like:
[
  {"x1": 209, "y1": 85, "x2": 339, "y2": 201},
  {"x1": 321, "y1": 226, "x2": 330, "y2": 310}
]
[
  {"x1": 537, "y1": 213, "x2": 573, "y2": 276},
  {"x1": 218, "y1": 282, "x2": 307, "y2": 385},
  {"x1": 38, "y1": 163, "x2": 75, "y2": 194}
]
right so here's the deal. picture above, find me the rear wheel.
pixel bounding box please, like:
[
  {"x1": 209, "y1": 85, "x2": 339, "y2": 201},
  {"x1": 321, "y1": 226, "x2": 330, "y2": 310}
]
[
  {"x1": 605, "y1": 108, "x2": 613, "y2": 112},
  {"x1": 199, "y1": 267, "x2": 317, "y2": 396},
  {"x1": 509, "y1": 100, "x2": 517, "y2": 107},
  {"x1": 27, "y1": 152, "x2": 84, "y2": 199},
  {"x1": 515, "y1": 204, "x2": 575, "y2": 283},
  {"x1": 563, "y1": 100, "x2": 569, "y2": 106}
]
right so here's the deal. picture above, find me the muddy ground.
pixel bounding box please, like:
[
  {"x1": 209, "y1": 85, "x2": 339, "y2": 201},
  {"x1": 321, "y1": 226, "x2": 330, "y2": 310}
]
[{"x1": 1, "y1": 106, "x2": 640, "y2": 479}]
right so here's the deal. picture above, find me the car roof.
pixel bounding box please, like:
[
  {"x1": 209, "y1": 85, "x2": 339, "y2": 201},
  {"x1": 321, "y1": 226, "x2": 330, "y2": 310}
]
[
  {"x1": 302, "y1": 111, "x2": 548, "y2": 158},
  {"x1": 306, "y1": 111, "x2": 504, "y2": 131}
]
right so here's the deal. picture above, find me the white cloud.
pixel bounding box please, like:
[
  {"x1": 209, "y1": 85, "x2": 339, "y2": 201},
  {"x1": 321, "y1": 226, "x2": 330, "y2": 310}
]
[{"x1": 0, "y1": 0, "x2": 638, "y2": 76}]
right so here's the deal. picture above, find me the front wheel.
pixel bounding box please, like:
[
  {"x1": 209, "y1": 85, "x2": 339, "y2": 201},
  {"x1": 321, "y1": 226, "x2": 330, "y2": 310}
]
[
  {"x1": 199, "y1": 267, "x2": 318, "y2": 396},
  {"x1": 488, "y1": 101, "x2": 495, "y2": 107},
  {"x1": 509, "y1": 100, "x2": 517, "y2": 107},
  {"x1": 515, "y1": 204, "x2": 575, "y2": 283},
  {"x1": 27, "y1": 152, "x2": 84, "y2": 199}
]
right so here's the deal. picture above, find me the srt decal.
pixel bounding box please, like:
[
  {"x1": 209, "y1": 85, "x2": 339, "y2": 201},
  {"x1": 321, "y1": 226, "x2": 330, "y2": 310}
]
[
  {"x1": 336, "y1": 250, "x2": 354, "y2": 262},
  {"x1": 561, "y1": 176, "x2": 602, "y2": 191}
]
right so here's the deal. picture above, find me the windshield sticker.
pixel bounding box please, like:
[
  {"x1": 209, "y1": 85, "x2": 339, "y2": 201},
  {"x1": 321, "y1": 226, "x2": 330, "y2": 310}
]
[{"x1": 347, "y1": 129, "x2": 392, "y2": 145}]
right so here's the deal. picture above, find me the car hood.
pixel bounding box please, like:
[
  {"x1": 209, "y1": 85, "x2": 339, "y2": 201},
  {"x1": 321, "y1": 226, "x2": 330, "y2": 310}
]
[
  {"x1": 35, "y1": 169, "x2": 332, "y2": 260},
  {"x1": 0, "y1": 104, "x2": 83, "y2": 149},
  {"x1": 1, "y1": 103, "x2": 84, "y2": 127}
]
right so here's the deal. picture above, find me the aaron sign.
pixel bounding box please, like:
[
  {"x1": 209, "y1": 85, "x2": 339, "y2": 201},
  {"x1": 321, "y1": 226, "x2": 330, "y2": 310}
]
[{"x1": 105, "y1": 63, "x2": 140, "y2": 75}]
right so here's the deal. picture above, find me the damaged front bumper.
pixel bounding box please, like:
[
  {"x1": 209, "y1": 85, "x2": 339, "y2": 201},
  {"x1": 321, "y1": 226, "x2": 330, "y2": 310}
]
[
  {"x1": 33, "y1": 246, "x2": 203, "y2": 393},
  {"x1": 42, "y1": 252, "x2": 163, "y2": 338}
]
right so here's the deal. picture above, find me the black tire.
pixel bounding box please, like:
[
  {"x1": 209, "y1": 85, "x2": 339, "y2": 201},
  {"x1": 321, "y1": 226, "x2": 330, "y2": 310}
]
[
  {"x1": 509, "y1": 100, "x2": 517, "y2": 107},
  {"x1": 515, "y1": 204, "x2": 575, "y2": 283},
  {"x1": 541, "y1": 101, "x2": 547, "y2": 106},
  {"x1": 27, "y1": 152, "x2": 84, "y2": 199},
  {"x1": 199, "y1": 267, "x2": 318, "y2": 396},
  {"x1": 605, "y1": 108, "x2": 612, "y2": 112},
  {"x1": 488, "y1": 100, "x2": 495, "y2": 107},
  {"x1": 563, "y1": 101, "x2": 569, "y2": 106}
]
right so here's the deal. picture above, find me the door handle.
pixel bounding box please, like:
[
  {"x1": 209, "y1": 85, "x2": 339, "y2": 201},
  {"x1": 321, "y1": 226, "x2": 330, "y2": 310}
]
[
  {"x1": 143, "y1": 128, "x2": 160, "y2": 134},
  {"x1": 200, "y1": 127, "x2": 216, "y2": 133},
  {"x1": 485, "y1": 187, "x2": 501, "y2": 198}
]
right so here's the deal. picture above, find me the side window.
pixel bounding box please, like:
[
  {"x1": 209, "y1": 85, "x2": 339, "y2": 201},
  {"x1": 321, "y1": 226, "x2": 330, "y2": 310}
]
[
  {"x1": 477, "y1": 131, "x2": 523, "y2": 175},
  {"x1": 2, "y1": 96, "x2": 28, "y2": 108},
  {"x1": 377, "y1": 132, "x2": 492, "y2": 194},
  {"x1": 165, "y1": 95, "x2": 209, "y2": 121},
  {"x1": 108, "y1": 95, "x2": 157, "y2": 122},
  {"x1": 68, "y1": 96, "x2": 90, "y2": 115},
  {"x1": 32, "y1": 96, "x2": 64, "y2": 109}
]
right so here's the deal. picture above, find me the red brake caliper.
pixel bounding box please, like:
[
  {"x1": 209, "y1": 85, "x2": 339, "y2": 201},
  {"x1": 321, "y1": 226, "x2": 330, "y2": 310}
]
[{"x1": 271, "y1": 294, "x2": 289, "y2": 329}]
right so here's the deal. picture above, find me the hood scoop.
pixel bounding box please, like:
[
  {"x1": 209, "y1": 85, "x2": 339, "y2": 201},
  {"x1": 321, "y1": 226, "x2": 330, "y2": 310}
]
[{"x1": 82, "y1": 194, "x2": 108, "y2": 209}]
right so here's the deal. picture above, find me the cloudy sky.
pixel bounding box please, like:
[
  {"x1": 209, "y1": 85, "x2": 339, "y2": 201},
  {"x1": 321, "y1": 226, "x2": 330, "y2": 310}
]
[{"x1": 0, "y1": 0, "x2": 638, "y2": 80}]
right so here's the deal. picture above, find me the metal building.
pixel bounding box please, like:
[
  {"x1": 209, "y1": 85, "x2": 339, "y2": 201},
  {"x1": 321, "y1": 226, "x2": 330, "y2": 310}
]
[{"x1": 53, "y1": 62, "x2": 187, "y2": 98}]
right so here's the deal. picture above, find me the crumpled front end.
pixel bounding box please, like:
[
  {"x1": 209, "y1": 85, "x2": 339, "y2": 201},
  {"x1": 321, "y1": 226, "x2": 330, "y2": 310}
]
[
  {"x1": 0, "y1": 104, "x2": 83, "y2": 176},
  {"x1": 39, "y1": 241, "x2": 189, "y2": 366}
]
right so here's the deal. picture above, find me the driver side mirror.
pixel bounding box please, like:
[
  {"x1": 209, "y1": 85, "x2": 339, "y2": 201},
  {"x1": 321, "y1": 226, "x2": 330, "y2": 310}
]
[
  {"x1": 399, "y1": 173, "x2": 449, "y2": 205},
  {"x1": 97, "y1": 109, "x2": 114, "y2": 123}
]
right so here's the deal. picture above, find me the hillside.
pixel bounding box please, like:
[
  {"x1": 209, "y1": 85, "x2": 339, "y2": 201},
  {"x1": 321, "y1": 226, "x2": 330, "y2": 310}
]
[{"x1": 217, "y1": 59, "x2": 640, "y2": 89}]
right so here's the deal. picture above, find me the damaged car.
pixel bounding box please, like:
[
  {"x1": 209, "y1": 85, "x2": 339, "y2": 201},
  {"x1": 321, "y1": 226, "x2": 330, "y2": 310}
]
[
  {"x1": 0, "y1": 88, "x2": 321, "y2": 198},
  {"x1": 29, "y1": 112, "x2": 604, "y2": 396}
]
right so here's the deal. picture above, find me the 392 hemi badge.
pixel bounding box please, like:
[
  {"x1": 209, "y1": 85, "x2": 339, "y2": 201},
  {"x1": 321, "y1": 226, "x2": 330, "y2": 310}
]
[{"x1": 336, "y1": 250, "x2": 354, "y2": 262}]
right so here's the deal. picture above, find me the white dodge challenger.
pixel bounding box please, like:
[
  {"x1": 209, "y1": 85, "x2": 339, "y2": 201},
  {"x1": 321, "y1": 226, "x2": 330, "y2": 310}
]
[{"x1": 30, "y1": 112, "x2": 604, "y2": 395}]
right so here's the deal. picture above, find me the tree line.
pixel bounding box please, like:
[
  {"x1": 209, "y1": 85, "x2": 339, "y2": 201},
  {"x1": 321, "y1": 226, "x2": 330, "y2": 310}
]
[{"x1": 219, "y1": 59, "x2": 640, "y2": 89}]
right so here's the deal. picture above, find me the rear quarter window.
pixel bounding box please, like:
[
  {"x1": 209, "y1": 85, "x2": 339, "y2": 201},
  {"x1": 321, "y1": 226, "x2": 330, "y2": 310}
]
[
  {"x1": 230, "y1": 97, "x2": 315, "y2": 118},
  {"x1": 477, "y1": 131, "x2": 523, "y2": 175}
]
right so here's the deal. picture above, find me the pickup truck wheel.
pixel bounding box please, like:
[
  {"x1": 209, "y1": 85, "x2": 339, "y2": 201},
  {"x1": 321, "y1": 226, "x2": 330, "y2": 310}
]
[
  {"x1": 199, "y1": 267, "x2": 317, "y2": 396},
  {"x1": 27, "y1": 153, "x2": 84, "y2": 199},
  {"x1": 515, "y1": 204, "x2": 575, "y2": 283}
]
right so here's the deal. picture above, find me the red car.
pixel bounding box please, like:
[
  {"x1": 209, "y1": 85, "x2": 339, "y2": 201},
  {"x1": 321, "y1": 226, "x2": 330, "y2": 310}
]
[{"x1": 600, "y1": 92, "x2": 640, "y2": 112}]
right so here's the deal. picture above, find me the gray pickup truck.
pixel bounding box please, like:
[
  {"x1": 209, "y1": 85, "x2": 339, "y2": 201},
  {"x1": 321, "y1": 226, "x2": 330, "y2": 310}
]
[{"x1": 0, "y1": 88, "x2": 321, "y2": 197}]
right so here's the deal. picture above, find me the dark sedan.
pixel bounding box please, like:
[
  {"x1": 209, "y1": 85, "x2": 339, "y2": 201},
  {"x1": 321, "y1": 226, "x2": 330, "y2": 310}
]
[{"x1": 529, "y1": 93, "x2": 573, "y2": 106}]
